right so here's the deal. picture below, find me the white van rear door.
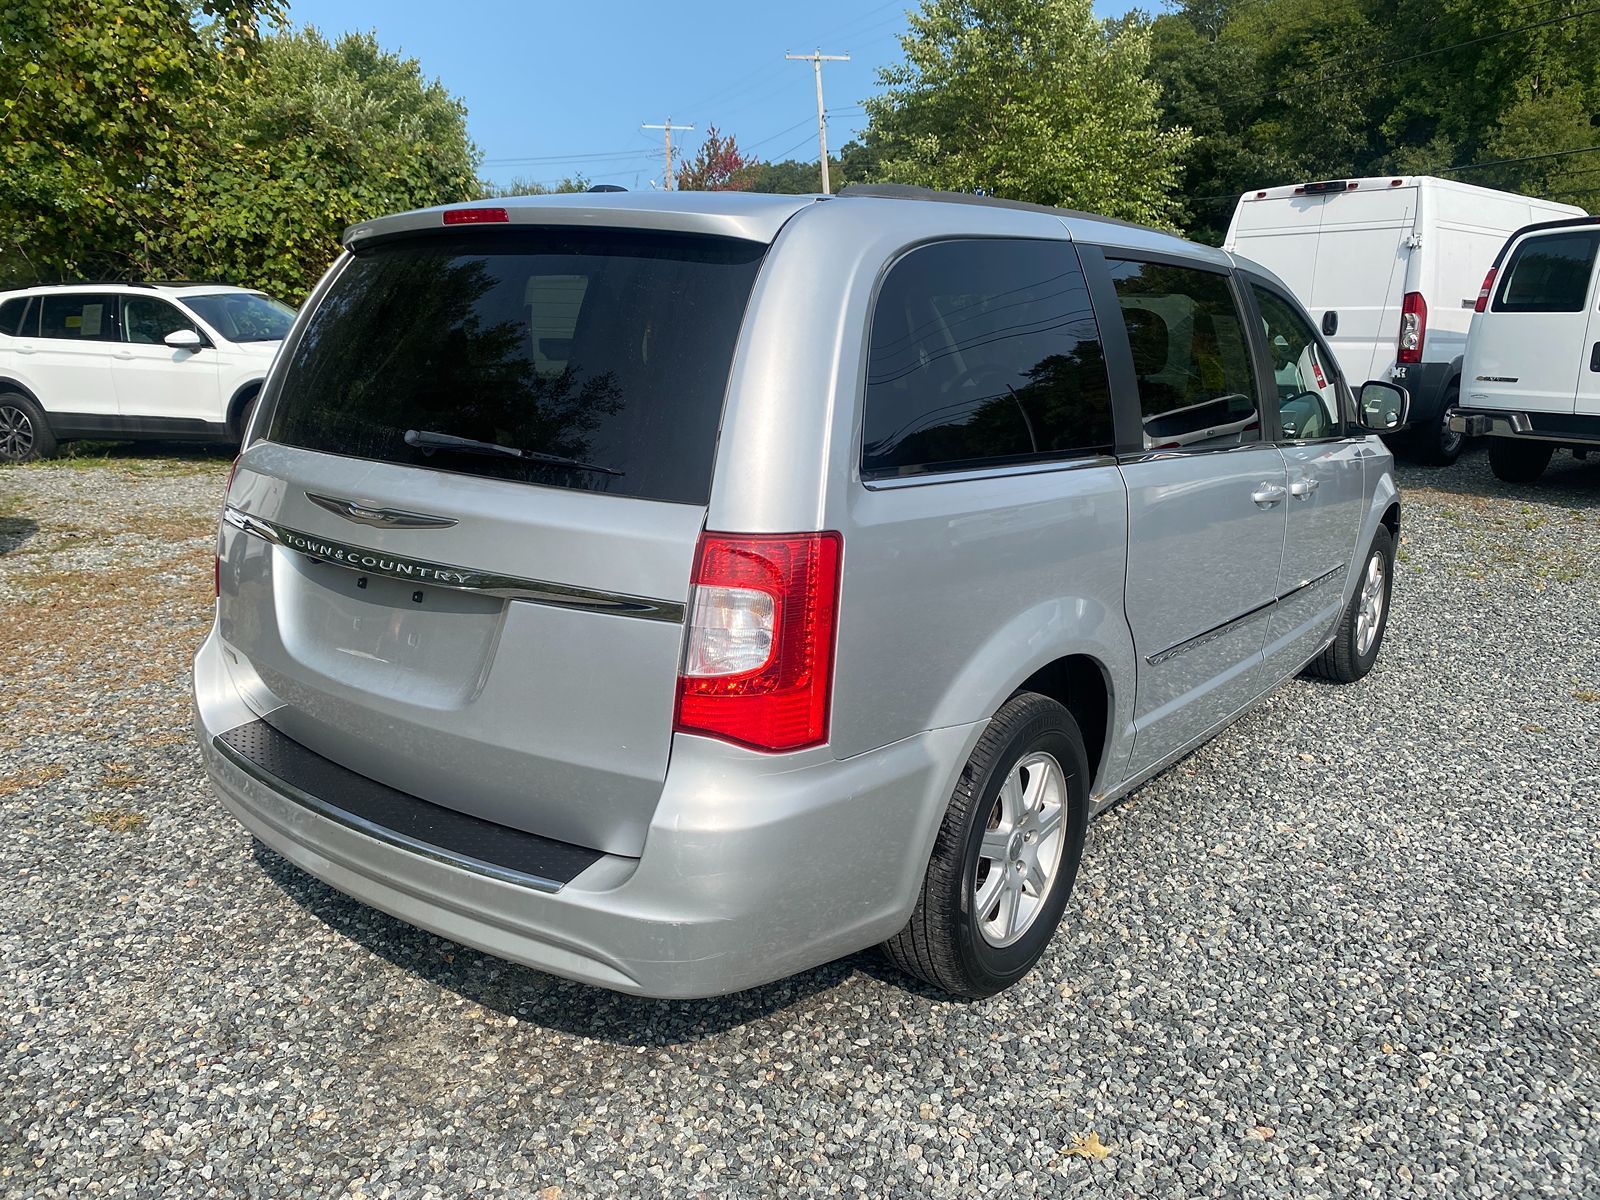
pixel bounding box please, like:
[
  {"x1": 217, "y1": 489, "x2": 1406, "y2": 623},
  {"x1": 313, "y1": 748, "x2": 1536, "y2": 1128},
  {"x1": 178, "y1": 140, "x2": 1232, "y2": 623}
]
[
  {"x1": 1307, "y1": 187, "x2": 1415, "y2": 384},
  {"x1": 1467, "y1": 229, "x2": 1600, "y2": 414}
]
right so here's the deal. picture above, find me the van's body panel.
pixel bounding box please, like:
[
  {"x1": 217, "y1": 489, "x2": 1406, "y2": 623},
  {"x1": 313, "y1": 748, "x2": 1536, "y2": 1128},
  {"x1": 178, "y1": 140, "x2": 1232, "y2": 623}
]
[
  {"x1": 196, "y1": 188, "x2": 1403, "y2": 997},
  {"x1": 1223, "y1": 177, "x2": 1583, "y2": 429}
]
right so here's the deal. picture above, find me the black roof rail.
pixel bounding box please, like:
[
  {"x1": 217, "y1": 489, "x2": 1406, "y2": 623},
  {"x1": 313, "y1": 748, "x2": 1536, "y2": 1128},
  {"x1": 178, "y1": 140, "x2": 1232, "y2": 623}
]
[
  {"x1": 20, "y1": 279, "x2": 233, "y2": 289},
  {"x1": 836, "y1": 182, "x2": 1167, "y2": 237},
  {"x1": 1489, "y1": 214, "x2": 1600, "y2": 268}
]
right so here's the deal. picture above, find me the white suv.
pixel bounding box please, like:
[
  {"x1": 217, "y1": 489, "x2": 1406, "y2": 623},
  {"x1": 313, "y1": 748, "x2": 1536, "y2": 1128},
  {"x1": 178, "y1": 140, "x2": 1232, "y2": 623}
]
[{"x1": 0, "y1": 283, "x2": 295, "y2": 463}]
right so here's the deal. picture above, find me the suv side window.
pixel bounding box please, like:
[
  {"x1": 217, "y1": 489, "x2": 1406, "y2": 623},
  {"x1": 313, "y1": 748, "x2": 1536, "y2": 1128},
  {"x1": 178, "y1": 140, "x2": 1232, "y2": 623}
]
[
  {"x1": 38, "y1": 294, "x2": 119, "y2": 342},
  {"x1": 1493, "y1": 231, "x2": 1600, "y2": 313},
  {"x1": 0, "y1": 297, "x2": 30, "y2": 337},
  {"x1": 1250, "y1": 283, "x2": 1344, "y2": 440},
  {"x1": 862, "y1": 238, "x2": 1113, "y2": 478},
  {"x1": 1107, "y1": 259, "x2": 1259, "y2": 451},
  {"x1": 122, "y1": 295, "x2": 201, "y2": 345}
]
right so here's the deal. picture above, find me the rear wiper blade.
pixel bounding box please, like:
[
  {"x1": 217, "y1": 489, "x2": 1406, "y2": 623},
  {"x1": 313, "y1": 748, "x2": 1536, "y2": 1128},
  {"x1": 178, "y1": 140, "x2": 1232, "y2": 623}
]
[{"x1": 403, "y1": 429, "x2": 624, "y2": 477}]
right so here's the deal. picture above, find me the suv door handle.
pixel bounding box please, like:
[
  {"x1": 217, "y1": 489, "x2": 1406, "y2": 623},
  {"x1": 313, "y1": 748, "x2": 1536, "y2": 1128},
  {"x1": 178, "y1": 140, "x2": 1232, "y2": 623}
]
[
  {"x1": 1289, "y1": 477, "x2": 1320, "y2": 498},
  {"x1": 16, "y1": 345, "x2": 34, "y2": 355},
  {"x1": 114, "y1": 351, "x2": 134, "y2": 360},
  {"x1": 1251, "y1": 483, "x2": 1288, "y2": 507}
]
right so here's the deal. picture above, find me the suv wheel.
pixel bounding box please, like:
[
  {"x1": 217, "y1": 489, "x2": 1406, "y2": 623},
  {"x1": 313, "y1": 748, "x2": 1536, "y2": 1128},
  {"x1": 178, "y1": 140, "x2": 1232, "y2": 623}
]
[
  {"x1": 1306, "y1": 525, "x2": 1394, "y2": 683},
  {"x1": 0, "y1": 393, "x2": 56, "y2": 464},
  {"x1": 1488, "y1": 437, "x2": 1554, "y2": 484},
  {"x1": 883, "y1": 692, "x2": 1090, "y2": 998},
  {"x1": 1411, "y1": 383, "x2": 1464, "y2": 466}
]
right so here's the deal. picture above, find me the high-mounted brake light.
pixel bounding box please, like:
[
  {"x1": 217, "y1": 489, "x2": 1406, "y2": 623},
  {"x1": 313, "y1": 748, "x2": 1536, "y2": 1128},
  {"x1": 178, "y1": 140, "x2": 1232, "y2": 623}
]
[
  {"x1": 675, "y1": 531, "x2": 842, "y2": 752},
  {"x1": 1475, "y1": 267, "x2": 1497, "y2": 313},
  {"x1": 442, "y1": 207, "x2": 510, "y2": 226},
  {"x1": 1398, "y1": 291, "x2": 1427, "y2": 364}
]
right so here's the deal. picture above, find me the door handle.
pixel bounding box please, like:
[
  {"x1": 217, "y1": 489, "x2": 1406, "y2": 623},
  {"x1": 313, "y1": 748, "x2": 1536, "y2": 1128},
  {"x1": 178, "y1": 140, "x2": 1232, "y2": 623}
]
[
  {"x1": 1251, "y1": 483, "x2": 1288, "y2": 507},
  {"x1": 16, "y1": 345, "x2": 34, "y2": 355},
  {"x1": 1590, "y1": 342, "x2": 1600, "y2": 372},
  {"x1": 114, "y1": 351, "x2": 134, "y2": 360},
  {"x1": 1289, "y1": 477, "x2": 1320, "y2": 498}
]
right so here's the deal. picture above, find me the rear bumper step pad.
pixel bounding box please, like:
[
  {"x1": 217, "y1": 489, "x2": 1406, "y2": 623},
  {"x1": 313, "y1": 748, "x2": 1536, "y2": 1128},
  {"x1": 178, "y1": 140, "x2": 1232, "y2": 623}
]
[{"x1": 213, "y1": 719, "x2": 603, "y2": 891}]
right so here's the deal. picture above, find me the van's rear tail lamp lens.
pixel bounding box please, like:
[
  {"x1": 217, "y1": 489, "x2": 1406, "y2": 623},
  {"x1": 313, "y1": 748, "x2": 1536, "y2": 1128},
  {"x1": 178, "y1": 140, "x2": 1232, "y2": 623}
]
[
  {"x1": 442, "y1": 207, "x2": 510, "y2": 225},
  {"x1": 1475, "y1": 268, "x2": 1497, "y2": 313},
  {"x1": 675, "y1": 531, "x2": 842, "y2": 752},
  {"x1": 1398, "y1": 291, "x2": 1427, "y2": 364}
]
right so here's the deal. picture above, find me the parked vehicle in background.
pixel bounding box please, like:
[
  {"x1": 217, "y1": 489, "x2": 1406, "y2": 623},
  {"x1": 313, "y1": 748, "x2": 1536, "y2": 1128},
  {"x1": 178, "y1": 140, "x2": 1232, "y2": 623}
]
[
  {"x1": 195, "y1": 187, "x2": 1408, "y2": 1000},
  {"x1": 0, "y1": 283, "x2": 295, "y2": 463},
  {"x1": 1452, "y1": 216, "x2": 1600, "y2": 483},
  {"x1": 1223, "y1": 176, "x2": 1583, "y2": 466}
]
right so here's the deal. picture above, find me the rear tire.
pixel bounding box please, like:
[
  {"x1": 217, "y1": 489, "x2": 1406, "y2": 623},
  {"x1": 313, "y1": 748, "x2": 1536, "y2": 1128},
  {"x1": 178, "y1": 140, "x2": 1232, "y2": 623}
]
[
  {"x1": 883, "y1": 692, "x2": 1090, "y2": 998},
  {"x1": 0, "y1": 392, "x2": 56, "y2": 464},
  {"x1": 1410, "y1": 383, "x2": 1464, "y2": 466},
  {"x1": 1306, "y1": 525, "x2": 1394, "y2": 684},
  {"x1": 1488, "y1": 438, "x2": 1553, "y2": 484}
]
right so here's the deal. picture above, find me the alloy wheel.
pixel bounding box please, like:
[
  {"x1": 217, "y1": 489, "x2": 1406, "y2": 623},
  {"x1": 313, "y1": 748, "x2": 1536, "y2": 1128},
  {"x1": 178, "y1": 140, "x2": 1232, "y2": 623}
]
[
  {"x1": 0, "y1": 404, "x2": 33, "y2": 461},
  {"x1": 973, "y1": 751, "x2": 1068, "y2": 948},
  {"x1": 1356, "y1": 550, "x2": 1386, "y2": 656}
]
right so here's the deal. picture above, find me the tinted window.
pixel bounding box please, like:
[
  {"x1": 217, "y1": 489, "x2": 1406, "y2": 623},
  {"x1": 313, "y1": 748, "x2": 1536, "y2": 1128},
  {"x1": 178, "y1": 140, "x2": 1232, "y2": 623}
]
[
  {"x1": 1494, "y1": 231, "x2": 1599, "y2": 313},
  {"x1": 39, "y1": 294, "x2": 119, "y2": 342},
  {"x1": 863, "y1": 239, "x2": 1112, "y2": 478},
  {"x1": 185, "y1": 292, "x2": 295, "y2": 342},
  {"x1": 122, "y1": 296, "x2": 199, "y2": 345},
  {"x1": 0, "y1": 298, "x2": 29, "y2": 338},
  {"x1": 1250, "y1": 284, "x2": 1343, "y2": 440},
  {"x1": 1108, "y1": 260, "x2": 1258, "y2": 451},
  {"x1": 267, "y1": 229, "x2": 766, "y2": 505}
]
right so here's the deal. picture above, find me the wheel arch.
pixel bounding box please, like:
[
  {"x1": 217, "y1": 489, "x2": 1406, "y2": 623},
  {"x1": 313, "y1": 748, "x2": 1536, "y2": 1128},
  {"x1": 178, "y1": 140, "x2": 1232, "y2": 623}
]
[
  {"x1": 0, "y1": 376, "x2": 44, "y2": 408},
  {"x1": 1009, "y1": 653, "x2": 1116, "y2": 796},
  {"x1": 225, "y1": 379, "x2": 263, "y2": 442}
]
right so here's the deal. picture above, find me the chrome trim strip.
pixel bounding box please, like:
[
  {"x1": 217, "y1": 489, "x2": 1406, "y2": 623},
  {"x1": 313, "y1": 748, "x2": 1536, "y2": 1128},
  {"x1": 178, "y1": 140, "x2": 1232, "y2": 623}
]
[
  {"x1": 210, "y1": 734, "x2": 566, "y2": 892},
  {"x1": 1145, "y1": 566, "x2": 1343, "y2": 666},
  {"x1": 305, "y1": 492, "x2": 458, "y2": 529},
  {"x1": 222, "y1": 506, "x2": 686, "y2": 623},
  {"x1": 862, "y1": 454, "x2": 1117, "y2": 490}
]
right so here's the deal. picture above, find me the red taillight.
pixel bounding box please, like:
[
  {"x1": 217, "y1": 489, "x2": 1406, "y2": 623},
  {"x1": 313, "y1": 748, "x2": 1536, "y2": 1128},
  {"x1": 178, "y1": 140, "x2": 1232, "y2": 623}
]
[
  {"x1": 1475, "y1": 267, "x2": 1497, "y2": 313},
  {"x1": 1398, "y1": 291, "x2": 1427, "y2": 364},
  {"x1": 442, "y1": 207, "x2": 509, "y2": 225},
  {"x1": 675, "y1": 531, "x2": 842, "y2": 752}
]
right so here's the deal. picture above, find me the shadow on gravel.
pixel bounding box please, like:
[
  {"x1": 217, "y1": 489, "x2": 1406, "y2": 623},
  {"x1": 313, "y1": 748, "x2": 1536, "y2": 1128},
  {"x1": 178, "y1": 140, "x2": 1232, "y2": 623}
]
[
  {"x1": 1399, "y1": 447, "x2": 1600, "y2": 508},
  {"x1": 51, "y1": 441, "x2": 237, "y2": 466},
  {"x1": 253, "y1": 840, "x2": 945, "y2": 1042},
  {"x1": 0, "y1": 515, "x2": 38, "y2": 555}
]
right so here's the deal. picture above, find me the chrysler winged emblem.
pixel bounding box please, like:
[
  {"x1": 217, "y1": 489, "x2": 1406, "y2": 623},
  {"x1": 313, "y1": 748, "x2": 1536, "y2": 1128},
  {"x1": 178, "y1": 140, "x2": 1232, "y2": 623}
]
[{"x1": 305, "y1": 492, "x2": 457, "y2": 529}]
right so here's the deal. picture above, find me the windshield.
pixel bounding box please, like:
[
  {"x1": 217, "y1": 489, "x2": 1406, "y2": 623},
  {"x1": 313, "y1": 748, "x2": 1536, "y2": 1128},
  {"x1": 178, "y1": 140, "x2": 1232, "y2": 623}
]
[
  {"x1": 185, "y1": 292, "x2": 295, "y2": 342},
  {"x1": 264, "y1": 228, "x2": 767, "y2": 505}
]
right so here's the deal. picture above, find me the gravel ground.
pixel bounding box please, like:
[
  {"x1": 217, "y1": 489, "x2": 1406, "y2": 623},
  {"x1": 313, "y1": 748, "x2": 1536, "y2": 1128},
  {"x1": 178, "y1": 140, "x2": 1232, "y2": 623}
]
[{"x1": 2, "y1": 443, "x2": 1596, "y2": 1199}]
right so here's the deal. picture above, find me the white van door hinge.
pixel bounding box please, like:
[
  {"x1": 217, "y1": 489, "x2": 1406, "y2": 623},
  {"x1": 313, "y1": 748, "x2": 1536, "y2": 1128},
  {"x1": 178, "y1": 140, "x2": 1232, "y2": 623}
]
[{"x1": 1404, "y1": 233, "x2": 1423, "y2": 249}]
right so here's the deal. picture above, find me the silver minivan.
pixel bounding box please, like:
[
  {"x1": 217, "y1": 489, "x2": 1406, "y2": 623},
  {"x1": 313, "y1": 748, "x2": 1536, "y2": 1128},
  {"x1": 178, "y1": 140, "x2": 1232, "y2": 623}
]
[{"x1": 194, "y1": 187, "x2": 1409, "y2": 998}]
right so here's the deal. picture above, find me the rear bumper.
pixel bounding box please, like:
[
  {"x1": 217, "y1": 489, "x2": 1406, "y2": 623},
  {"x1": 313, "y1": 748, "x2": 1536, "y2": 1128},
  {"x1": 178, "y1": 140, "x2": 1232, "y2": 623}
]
[
  {"x1": 1448, "y1": 407, "x2": 1600, "y2": 447},
  {"x1": 193, "y1": 628, "x2": 981, "y2": 998}
]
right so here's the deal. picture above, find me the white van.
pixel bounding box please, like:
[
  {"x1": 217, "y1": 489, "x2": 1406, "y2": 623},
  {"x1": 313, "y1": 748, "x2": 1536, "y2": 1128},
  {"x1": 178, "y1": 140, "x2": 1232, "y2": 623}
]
[
  {"x1": 1223, "y1": 176, "x2": 1584, "y2": 464},
  {"x1": 1451, "y1": 216, "x2": 1600, "y2": 483}
]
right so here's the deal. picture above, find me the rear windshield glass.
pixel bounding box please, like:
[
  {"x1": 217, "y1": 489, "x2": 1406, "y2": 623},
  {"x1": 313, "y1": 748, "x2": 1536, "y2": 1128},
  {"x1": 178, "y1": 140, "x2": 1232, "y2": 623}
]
[
  {"x1": 267, "y1": 228, "x2": 766, "y2": 505},
  {"x1": 1494, "y1": 231, "x2": 1599, "y2": 313}
]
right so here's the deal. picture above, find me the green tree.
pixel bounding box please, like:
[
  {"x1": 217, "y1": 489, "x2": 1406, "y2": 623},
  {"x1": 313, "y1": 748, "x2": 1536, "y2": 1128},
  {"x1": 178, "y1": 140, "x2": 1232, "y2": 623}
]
[
  {"x1": 860, "y1": 0, "x2": 1191, "y2": 225},
  {"x1": 675, "y1": 126, "x2": 753, "y2": 191},
  {"x1": 0, "y1": 0, "x2": 281, "y2": 283},
  {"x1": 174, "y1": 27, "x2": 480, "y2": 301},
  {"x1": 481, "y1": 175, "x2": 593, "y2": 197}
]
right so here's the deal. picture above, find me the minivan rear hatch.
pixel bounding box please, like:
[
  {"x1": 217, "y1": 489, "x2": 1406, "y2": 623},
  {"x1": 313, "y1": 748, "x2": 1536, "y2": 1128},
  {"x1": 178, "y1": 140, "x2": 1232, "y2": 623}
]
[{"x1": 217, "y1": 223, "x2": 769, "y2": 857}]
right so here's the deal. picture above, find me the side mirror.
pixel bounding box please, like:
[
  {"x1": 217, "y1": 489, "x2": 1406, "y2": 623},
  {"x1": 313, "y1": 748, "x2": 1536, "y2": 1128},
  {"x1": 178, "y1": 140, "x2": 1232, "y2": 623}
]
[
  {"x1": 164, "y1": 328, "x2": 203, "y2": 350},
  {"x1": 1357, "y1": 380, "x2": 1409, "y2": 432}
]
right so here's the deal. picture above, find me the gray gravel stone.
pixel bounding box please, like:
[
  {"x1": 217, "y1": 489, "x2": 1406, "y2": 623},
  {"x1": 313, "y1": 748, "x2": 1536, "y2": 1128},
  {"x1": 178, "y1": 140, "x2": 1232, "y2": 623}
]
[{"x1": 1, "y1": 444, "x2": 1596, "y2": 1198}]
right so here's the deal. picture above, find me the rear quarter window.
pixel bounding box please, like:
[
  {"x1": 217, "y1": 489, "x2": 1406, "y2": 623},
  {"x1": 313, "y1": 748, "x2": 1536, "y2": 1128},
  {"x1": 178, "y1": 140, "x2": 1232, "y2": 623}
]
[
  {"x1": 862, "y1": 238, "x2": 1113, "y2": 478},
  {"x1": 0, "y1": 297, "x2": 29, "y2": 338},
  {"x1": 266, "y1": 228, "x2": 767, "y2": 505},
  {"x1": 1493, "y1": 231, "x2": 1600, "y2": 313}
]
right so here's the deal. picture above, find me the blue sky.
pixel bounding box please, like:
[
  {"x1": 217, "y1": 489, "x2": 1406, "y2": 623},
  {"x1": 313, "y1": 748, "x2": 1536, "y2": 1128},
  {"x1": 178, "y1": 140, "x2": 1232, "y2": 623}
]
[{"x1": 284, "y1": 1, "x2": 1143, "y2": 190}]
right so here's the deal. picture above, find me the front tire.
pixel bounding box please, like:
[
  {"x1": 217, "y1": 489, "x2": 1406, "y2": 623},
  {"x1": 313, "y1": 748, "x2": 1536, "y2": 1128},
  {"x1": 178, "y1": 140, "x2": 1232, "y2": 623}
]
[
  {"x1": 1410, "y1": 383, "x2": 1464, "y2": 466},
  {"x1": 1306, "y1": 525, "x2": 1394, "y2": 683},
  {"x1": 0, "y1": 392, "x2": 56, "y2": 464},
  {"x1": 1488, "y1": 437, "x2": 1553, "y2": 484},
  {"x1": 883, "y1": 693, "x2": 1090, "y2": 998}
]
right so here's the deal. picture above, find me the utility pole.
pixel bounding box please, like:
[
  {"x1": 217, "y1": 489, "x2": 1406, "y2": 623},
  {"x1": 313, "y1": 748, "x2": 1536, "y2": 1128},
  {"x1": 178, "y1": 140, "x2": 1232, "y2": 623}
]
[
  {"x1": 785, "y1": 49, "x2": 849, "y2": 194},
  {"x1": 642, "y1": 117, "x2": 694, "y2": 190}
]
